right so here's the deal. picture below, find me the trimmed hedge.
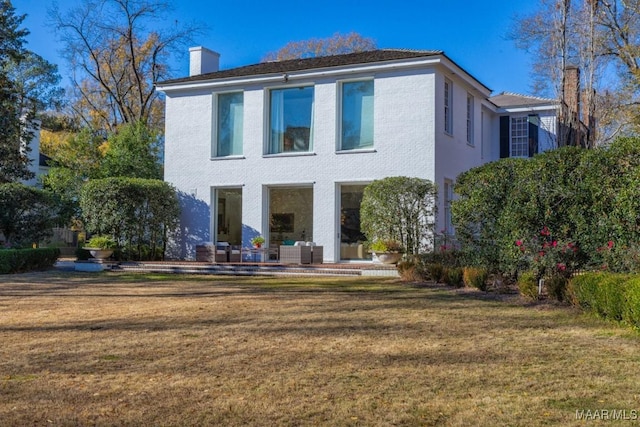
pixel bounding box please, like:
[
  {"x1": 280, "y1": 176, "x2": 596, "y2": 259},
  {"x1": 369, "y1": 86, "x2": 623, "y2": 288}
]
[
  {"x1": 0, "y1": 248, "x2": 60, "y2": 274},
  {"x1": 568, "y1": 273, "x2": 640, "y2": 326}
]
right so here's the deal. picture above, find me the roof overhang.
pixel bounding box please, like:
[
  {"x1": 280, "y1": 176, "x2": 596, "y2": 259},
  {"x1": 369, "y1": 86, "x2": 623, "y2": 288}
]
[{"x1": 156, "y1": 53, "x2": 492, "y2": 97}]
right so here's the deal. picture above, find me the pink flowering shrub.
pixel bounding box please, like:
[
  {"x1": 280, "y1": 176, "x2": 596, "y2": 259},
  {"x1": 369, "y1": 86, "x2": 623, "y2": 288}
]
[{"x1": 516, "y1": 226, "x2": 579, "y2": 280}]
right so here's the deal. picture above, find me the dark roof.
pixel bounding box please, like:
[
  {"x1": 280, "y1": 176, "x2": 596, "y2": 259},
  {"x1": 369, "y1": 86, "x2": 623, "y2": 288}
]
[
  {"x1": 158, "y1": 49, "x2": 444, "y2": 85},
  {"x1": 490, "y1": 92, "x2": 556, "y2": 108}
]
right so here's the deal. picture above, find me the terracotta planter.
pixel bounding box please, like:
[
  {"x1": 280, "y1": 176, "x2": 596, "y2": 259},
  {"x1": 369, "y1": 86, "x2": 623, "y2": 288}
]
[{"x1": 375, "y1": 252, "x2": 402, "y2": 264}]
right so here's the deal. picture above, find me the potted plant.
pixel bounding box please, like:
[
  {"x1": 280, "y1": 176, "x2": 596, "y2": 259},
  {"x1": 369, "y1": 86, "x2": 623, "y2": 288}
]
[
  {"x1": 250, "y1": 235, "x2": 265, "y2": 248},
  {"x1": 370, "y1": 239, "x2": 404, "y2": 264},
  {"x1": 83, "y1": 235, "x2": 117, "y2": 260}
]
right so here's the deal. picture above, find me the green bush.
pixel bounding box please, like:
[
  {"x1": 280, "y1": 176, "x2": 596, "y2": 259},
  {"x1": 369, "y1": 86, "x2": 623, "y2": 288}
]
[
  {"x1": 545, "y1": 275, "x2": 569, "y2": 302},
  {"x1": 361, "y1": 177, "x2": 437, "y2": 255},
  {"x1": 463, "y1": 267, "x2": 489, "y2": 291},
  {"x1": 517, "y1": 271, "x2": 539, "y2": 300},
  {"x1": 418, "y1": 250, "x2": 463, "y2": 269},
  {"x1": 568, "y1": 273, "x2": 603, "y2": 309},
  {"x1": 444, "y1": 267, "x2": 464, "y2": 288},
  {"x1": 427, "y1": 263, "x2": 445, "y2": 283},
  {"x1": 85, "y1": 235, "x2": 117, "y2": 250},
  {"x1": 622, "y1": 277, "x2": 640, "y2": 328},
  {"x1": 453, "y1": 139, "x2": 640, "y2": 276},
  {"x1": 569, "y1": 273, "x2": 631, "y2": 321},
  {"x1": 596, "y1": 274, "x2": 629, "y2": 320},
  {"x1": 0, "y1": 248, "x2": 60, "y2": 274},
  {"x1": 80, "y1": 177, "x2": 180, "y2": 261}
]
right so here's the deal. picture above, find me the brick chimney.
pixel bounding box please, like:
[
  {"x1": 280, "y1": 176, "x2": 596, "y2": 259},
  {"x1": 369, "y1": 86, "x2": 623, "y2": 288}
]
[
  {"x1": 564, "y1": 66, "x2": 580, "y2": 119},
  {"x1": 189, "y1": 46, "x2": 220, "y2": 76}
]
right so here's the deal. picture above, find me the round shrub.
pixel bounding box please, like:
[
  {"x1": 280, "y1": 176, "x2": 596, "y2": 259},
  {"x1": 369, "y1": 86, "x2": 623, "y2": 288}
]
[
  {"x1": 545, "y1": 275, "x2": 569, "y2": 302},
  {"x1": 397, "y1": 260, "x2": 424, "y2": 282},
  {"x1": 517, "y1": 271, "x2": 539, "y2": 300},
  {"x1": 463, "y1": 267, "x2": 489, "y2": 291},
  {"x1": 427, "y1": 263, "x2": 445, "y2": 283},
  {"x1": 444, "y1": 267, "x2": 464, "y2": 288}
]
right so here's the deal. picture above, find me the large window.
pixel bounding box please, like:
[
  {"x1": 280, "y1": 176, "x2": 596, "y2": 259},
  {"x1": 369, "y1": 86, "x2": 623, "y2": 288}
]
[
  {"x1": 340, "y1": 80, "x2": 374, "y2": 150},
  {"x1": 216, "y1": 92, "x2": 243, "y2": 157},
  {"x1": 466, "y1": 93, "x2": 474, "y2": 145},
  {"x1": 510, "y1": 116, "x2": 529, "y2": 157},
  {"x1": 268, "y1": 86, "x2": 314, "y2": 154},
  {"x1": 269, "y1": 187, "x2": 313, "y2": 245},
  {"x1": 444, "y1": 78, "x2": 453, "y2": 134}
]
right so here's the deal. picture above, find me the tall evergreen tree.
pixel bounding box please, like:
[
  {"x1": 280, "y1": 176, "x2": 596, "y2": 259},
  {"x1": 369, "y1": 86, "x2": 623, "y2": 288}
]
[{"x1": 0, "y1": 0, "x2": 34, "y2": 183}]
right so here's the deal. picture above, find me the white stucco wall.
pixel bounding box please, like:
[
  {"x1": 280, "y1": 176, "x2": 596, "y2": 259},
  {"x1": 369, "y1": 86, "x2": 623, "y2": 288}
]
[
  {"x1": 433, "y1": 72, "x2": 487, "y2": 231},
  {"x1": 163, "y1": 66, "x2": 450, "y2": 260}
]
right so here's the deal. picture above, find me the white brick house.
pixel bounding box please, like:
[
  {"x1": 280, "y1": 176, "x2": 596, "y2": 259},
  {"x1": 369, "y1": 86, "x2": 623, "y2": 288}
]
[{"x1": 156, "y1": 48, "x2": 562, "y2": 262}]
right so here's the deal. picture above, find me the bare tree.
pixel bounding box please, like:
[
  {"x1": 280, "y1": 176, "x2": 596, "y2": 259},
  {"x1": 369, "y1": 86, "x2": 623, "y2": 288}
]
[
  {"x1": 595, "y1": 0, "x2": 640, "y2": 141},
  {"x1": 512, "y1": 0, "x2": 640, "y2": 145},
  {"x1": 50, "y1": 0, "x2": 202, "y2": 133},
  {"x1": 511, "y1": 0, "x2": 597, "y2": 146},
  {"x1": 262, "y1": 32, "x2": 376, "y2": 62}
]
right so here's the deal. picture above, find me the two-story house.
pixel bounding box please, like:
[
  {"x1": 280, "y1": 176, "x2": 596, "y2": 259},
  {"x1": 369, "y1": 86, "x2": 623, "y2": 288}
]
[{"x1": 156, "y1": 48, "x2": 564, "y2": 262}]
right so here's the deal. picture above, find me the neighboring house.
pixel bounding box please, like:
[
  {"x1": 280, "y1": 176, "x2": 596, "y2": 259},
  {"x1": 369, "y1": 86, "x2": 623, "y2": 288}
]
[
  {"x1": 21, "y1": 120, "x2": 47, "y2": 188},
  {"x1": 156, "y1": 48, "x2": 581, "y2": 262}
]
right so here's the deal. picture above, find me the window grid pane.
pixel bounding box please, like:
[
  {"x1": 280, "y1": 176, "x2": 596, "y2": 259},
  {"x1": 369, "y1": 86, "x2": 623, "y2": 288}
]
[{"x1": 511, "y1": 116, "x2": 528, "y2": 157}]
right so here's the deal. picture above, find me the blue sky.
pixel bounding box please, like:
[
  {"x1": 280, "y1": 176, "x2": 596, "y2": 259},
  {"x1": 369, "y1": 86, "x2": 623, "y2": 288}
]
[{"x1": 12, "y1": 0, "x2": 540, "y2": 96}]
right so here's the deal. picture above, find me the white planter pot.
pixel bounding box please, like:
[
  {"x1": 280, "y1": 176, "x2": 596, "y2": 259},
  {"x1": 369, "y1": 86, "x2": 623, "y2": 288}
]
[
  {"x1": 84, "y1": 248, "x2": 114, "y2": 260},
  {"x1": 375, "y1": 252, "x2": 402, "y2": 265}
]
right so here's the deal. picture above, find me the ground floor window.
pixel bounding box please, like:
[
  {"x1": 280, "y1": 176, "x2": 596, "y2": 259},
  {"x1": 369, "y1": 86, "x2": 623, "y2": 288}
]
[
  {"x1": 443, "y1": 179, "x2": 454, "y2": 235},
  {"x1": 268, "y1": 186, "x2": 313, "y2": 246},
  {"x1": 215, "y1": 188, "x2": 242, "y2": 245},
  {"x1": 510, "y1": 116, "x2": 529, "y2": 157},
  {"x1": 340, "y1": 184, "x2": 371, "y2": 261}
]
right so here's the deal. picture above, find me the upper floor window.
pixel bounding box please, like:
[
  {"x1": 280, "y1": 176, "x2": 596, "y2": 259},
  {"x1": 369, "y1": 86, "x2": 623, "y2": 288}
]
[
  {"x1": 340, "y1": 80, "x2": 374, "y2": 150},
  {"x1": 510, "y1": 116, "x2": 529, "y2": 157},
  {"x1": 466, "y1": 93, "x2": 474, "y2": 145},
  {"x1": 444, "y1": 78, "x2": 453, "y2": 134},
  {"x1": 268, "y1": 86, "x2": 314, "y2": 154},
  {"x1": 215, "y1": 92, "x2": 243, "y2": 157}
]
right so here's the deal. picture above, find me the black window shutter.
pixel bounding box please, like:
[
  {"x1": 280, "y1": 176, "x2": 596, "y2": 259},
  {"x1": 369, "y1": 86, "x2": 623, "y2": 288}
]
[
  {"x1": 528, "y1": 115, "x2": 539, "y2": 157},
  {"x1": 499, "y1": 116, "x2": 510, "y2": 158}
]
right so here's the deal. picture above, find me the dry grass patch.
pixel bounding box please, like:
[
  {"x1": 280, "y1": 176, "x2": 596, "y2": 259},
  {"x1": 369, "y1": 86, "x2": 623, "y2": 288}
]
[{"x1": 1, "y1": 271, "x2": 639, "y2": 426}]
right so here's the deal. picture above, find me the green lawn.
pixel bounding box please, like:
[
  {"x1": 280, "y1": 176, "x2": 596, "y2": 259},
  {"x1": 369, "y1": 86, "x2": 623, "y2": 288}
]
[{"x1": 1, "y1": 271, "x2": 639, "y2": 426}]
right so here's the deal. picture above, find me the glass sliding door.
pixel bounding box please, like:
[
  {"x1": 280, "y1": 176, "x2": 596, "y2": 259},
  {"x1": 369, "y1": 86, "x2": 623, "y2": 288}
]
[
  {"x1": 340, "y1": 185, "x2": 371, "y2": 261},
  {"x1": 215, "y1": 188, "x2": 242, "y2": 245},
  {"x1": 268, "y1": 187, "x2": 313, "y2": 246}
]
